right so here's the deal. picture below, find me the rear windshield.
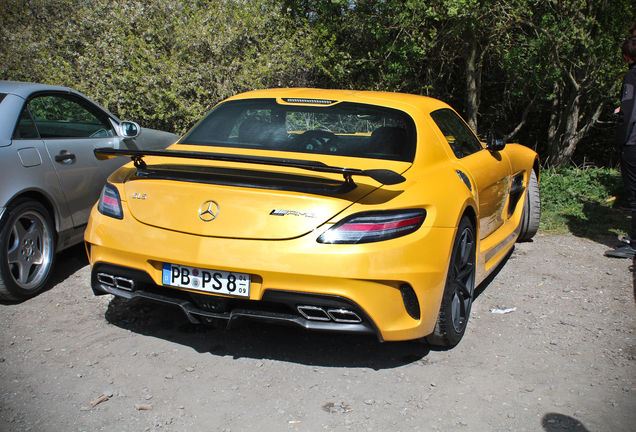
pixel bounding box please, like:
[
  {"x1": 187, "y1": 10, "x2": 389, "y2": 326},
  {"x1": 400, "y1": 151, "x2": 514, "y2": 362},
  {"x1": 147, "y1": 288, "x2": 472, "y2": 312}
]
[
  {"x1": 0, "y1": 93, "x2": 6, "y2": 104},
  {"x1": 181, "y1": 99, "x2": 416, "y2": 162}
]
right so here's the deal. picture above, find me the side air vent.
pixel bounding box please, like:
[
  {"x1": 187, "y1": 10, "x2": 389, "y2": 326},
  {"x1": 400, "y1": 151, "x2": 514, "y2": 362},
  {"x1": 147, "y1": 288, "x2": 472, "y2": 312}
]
[
  {"x1": 456, "y1": 170, "x2": 472, "y2": 192},
  {"x1": 400, "y1": 283, "x2": 421, "y2": 320}
]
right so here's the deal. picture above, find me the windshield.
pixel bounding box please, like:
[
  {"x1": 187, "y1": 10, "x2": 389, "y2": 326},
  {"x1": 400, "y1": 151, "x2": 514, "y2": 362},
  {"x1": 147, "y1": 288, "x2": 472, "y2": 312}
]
[{"x1": 181, "y1": 99, "x2": 416, "y2": 162}]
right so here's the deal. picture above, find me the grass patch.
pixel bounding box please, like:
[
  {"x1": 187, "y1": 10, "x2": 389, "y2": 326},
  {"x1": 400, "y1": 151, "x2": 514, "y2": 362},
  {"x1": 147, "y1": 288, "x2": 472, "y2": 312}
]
[{"x1": 538, "y1": 166, "x2": 629, "y2": 239}]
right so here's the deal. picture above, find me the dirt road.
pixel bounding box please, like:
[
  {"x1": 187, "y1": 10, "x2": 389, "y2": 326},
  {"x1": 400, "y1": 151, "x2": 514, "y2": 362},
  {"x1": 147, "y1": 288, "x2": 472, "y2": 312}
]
[{"x1": 1, "y1": 234, "x2": 635, "y2": 431}]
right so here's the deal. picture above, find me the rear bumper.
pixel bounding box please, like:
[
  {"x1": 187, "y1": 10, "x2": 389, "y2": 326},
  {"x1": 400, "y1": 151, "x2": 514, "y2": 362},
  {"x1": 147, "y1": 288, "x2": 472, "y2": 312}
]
[
  {"x1": 85, "y1": 206, "x2": 455, "y2": 341},
  {"x1": 91, "y1": 262, "x2": 380, "y2": 338}
]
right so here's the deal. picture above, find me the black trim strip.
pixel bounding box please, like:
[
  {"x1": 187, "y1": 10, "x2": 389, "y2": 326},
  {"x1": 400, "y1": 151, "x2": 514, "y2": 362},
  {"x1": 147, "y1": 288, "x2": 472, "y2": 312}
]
[
  {"x1": 94, "y1": 148, "x2": 406, "y2": 185},
  {"x1": 136, "y1": 166, "x2": 357, "y2": 195}
]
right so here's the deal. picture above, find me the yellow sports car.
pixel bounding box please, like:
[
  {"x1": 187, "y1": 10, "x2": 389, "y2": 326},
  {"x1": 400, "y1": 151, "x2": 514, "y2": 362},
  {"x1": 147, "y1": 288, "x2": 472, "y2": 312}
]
[{"x1": 85, "y1": 89, "x2": 540, "y2": 347}]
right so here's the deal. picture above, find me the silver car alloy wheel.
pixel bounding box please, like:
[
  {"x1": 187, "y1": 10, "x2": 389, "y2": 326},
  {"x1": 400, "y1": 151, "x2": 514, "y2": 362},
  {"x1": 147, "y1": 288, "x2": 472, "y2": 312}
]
[{"x1": 6, "y1": 207, "x2": 54, "y2": 290}]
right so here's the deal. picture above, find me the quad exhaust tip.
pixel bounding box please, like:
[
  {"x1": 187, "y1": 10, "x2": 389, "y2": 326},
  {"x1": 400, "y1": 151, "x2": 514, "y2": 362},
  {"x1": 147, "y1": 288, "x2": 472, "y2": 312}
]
[
  {"x1": 327, "y1": 308, "x2": 362, "y2": 324},
  {"x1": 297, "y1": 305, "x2": 362, "y2": 324},
  {"x1": 97, "y1": 273, "x2": 135, "y2": 291},
  {"x1": 297, "y1": 305, "x2": 330, "y2": 321}
]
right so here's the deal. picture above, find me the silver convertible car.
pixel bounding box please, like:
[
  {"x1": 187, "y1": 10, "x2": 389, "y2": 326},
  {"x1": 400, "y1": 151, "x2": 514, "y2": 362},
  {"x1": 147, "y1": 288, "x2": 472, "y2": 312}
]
[{"x1": 0, "y1": 81, "x2": 179, "y2": 301}]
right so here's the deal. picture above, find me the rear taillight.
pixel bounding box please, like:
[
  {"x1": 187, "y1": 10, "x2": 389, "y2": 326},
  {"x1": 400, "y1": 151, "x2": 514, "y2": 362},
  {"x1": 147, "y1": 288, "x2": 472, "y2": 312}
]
[
  {"x1": 317, "y1": 209, "x2": 426, "y2": 244},
  {"x1": 98, "y1": 183, "x2": 123, "y2": 219}
]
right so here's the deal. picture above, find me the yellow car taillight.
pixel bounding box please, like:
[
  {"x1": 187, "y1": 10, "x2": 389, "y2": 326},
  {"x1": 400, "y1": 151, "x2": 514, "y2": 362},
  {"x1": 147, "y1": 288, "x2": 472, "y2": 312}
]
[{"x1": 317, "y1": 209, "x2": 426, "y2": 244}]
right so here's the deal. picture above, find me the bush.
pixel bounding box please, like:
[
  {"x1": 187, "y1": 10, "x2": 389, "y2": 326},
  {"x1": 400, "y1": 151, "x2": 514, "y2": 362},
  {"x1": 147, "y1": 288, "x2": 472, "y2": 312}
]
[
  {"x1": 539, "y1": 166, "x2": 628, "y2": 238},
  {"x1": 0, "y1": 0, "x2": 316, "y2": 135}
]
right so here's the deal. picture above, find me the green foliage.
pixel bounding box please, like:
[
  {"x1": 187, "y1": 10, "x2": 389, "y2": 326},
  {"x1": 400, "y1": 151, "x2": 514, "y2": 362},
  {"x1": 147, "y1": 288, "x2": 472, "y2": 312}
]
[
  {"x1": 1, "y1": 0, "x2": 634, "y2": 166},
  {"x1": 539, "y1": 167, "x2": 628, "y2": 238},
  {"x1": 498, "y1": 0, "x2": 634, "y2": 165},
  {"x1": 0, "y1": 0, "x2": 316, "y2": 134}
]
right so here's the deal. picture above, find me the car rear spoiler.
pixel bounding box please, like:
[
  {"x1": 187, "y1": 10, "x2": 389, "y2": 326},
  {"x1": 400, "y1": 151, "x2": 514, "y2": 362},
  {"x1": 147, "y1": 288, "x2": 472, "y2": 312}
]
[{"x1": 94, "y1": 148, "x2": 406, "y2": 185}]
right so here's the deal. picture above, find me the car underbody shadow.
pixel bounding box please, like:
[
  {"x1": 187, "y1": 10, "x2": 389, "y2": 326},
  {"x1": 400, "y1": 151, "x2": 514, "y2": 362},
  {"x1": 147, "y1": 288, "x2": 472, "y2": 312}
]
[
  {"x1": 100, "y1": 246, "x2": 518, "y2": 363},
  {"x1": 473, "y1": 244, "x2": 514, "y2": 301},
  {"x1": 103, "y1": 296, "x2": 431, "y2": 370},
  {"x1": 49, "y1": 243, "x2": 89, "y2": 286},
  {"x1": 541, "y1": 413, "x2": 591, "y2": 432}
]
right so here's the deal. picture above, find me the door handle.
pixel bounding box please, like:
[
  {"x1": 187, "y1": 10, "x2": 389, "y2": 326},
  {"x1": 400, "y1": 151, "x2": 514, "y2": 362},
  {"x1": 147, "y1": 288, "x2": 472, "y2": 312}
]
[{"x1": 55, "y1": 153, "x2": 76, "y2": 162}]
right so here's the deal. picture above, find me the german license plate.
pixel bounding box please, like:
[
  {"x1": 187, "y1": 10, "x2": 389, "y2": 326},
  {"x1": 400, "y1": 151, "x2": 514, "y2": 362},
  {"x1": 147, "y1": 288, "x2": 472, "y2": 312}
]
[{"x1": 162, "y1": 263, "x2": 250, "y2": 297}]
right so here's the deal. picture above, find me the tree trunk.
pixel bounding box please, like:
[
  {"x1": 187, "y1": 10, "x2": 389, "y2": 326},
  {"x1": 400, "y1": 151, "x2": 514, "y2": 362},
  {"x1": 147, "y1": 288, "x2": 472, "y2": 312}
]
[
  {"x1": 547, "y1": 82, "x2": 561, "y2": 164},
  {"x1": 554, "y1": 91, "x2": 582, "y2": 165},
  {"x1": 549, "y1": 91, "x2": 609, "y2": 167},
  {"x1": 464, "y1": 33, "x2": 481, "y2": 134},
  {"x1": 547, "y1": 80, "x2": 606, "y2": 167},
  {"x1": 548, "y1": 83, "x2": 583, "y2": 167}
]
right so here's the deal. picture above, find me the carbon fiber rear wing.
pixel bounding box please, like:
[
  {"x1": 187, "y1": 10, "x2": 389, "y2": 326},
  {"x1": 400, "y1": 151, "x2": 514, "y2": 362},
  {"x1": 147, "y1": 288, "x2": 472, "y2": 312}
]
[{"x1": 94, "y1": 148, "x2": 406, "y2": 185}]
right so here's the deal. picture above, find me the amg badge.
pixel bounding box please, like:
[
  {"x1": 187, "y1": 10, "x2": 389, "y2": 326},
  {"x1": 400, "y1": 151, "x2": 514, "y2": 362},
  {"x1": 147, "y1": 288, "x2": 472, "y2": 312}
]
[{"x1": 270, "y1": 209, "x2": 317, "y2": 218}]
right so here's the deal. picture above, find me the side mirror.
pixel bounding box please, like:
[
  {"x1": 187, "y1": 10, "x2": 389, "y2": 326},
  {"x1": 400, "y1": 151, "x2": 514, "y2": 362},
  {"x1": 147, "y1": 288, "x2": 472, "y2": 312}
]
[
  {"x1": 486, "y1": 129, "x2": 506, "y2": 152},
  {"x1": 119, "y1": 121, "x2": 141, "y2": 139}
]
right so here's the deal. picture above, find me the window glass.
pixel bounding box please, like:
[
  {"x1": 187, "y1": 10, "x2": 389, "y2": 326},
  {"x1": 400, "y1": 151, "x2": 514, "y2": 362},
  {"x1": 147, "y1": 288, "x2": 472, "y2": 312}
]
[
  {"x1": 430, "y1": 108, "x2": 483, "y2": 158},
  {"x1": 16, "y1": 109, "x2": 38, "y2": 139},
  {"x1": 182, "y1": 99, "x2": 417, "y2": 162},
  {"x1": 26, "y1": 94, "x2": 114, "y2": 138}
]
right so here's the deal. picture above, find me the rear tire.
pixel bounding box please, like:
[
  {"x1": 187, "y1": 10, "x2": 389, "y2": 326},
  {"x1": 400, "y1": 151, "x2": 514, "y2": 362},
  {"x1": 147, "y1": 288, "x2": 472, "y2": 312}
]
[
  {"x1": 424, "y1": 216, "x2": 476, "y2": 347},
  {"x1": 0, "y1": 199, "x2": 56, "y2": 301},
  {"x1": 518, "y1": 170, "x2": 541, "y2": 242}
]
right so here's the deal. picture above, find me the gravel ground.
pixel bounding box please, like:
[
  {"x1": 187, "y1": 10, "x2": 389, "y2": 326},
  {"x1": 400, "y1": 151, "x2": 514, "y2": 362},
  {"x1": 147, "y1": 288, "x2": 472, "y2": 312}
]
[{"x1": 1, "y1": 233, "x2": 635, "y2": 432}]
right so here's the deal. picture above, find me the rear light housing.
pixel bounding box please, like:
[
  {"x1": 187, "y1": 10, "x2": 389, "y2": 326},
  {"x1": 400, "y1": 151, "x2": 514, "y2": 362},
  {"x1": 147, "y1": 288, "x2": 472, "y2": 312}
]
[
  {"x1": 317, "y1": 209, "x2": 426, "y2": 244},
  {"x1": 98, "y1": 183, "x2": 123, "y2": 219}
]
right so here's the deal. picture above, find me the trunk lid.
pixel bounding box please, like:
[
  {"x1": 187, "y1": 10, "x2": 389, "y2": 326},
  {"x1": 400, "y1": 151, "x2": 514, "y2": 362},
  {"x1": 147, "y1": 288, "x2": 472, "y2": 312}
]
[{"x1": 123, "y1": 157, "x2": 409, "y2": 240}]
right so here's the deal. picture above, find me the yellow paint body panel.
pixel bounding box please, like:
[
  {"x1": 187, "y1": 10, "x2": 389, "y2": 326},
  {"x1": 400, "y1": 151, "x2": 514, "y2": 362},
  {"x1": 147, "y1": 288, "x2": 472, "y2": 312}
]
[
  {"x1": 85, "y1": 88, "x2": 539, "y2": 342},
  {"x1": 87, "y1": 207, "x2": 454, "y2": 341}
]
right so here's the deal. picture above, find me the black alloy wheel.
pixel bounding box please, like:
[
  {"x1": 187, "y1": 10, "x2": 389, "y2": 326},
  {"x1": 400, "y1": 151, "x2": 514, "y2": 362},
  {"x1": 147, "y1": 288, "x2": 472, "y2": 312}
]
[{"x1": 424, "y1": 216, "x2": 476, "y2": 347}]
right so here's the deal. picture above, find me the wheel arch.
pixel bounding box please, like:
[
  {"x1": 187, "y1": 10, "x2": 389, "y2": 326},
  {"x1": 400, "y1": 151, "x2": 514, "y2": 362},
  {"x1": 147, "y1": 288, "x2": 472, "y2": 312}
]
[
  {"x1": 461, "y1": 204, "x2": 477, "y2": 235},
  {"x1": 1, "y1": 190, "x2": 60, "y2": 236},
  {"x1": 533, "y1": 158, "x2": 540, "y2": 182},
  {"x1": 459, "y1": 204, "x2": 482, "y2": 285}
]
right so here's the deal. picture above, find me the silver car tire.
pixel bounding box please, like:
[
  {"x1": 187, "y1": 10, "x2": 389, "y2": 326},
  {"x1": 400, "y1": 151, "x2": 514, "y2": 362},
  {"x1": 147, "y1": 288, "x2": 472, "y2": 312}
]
[{"x1": 0, "y1": 200, "x2": 56, "y2": 301}]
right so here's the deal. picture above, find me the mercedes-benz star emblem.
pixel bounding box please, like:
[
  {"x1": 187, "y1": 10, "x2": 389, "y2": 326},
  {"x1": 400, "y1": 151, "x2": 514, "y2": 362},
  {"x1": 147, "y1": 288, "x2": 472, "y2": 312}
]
[{"x1": 199, "y1": 201, "x2": 220, "y2": 222}]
